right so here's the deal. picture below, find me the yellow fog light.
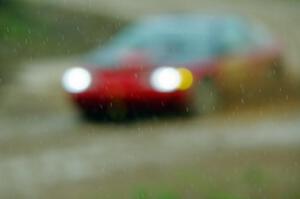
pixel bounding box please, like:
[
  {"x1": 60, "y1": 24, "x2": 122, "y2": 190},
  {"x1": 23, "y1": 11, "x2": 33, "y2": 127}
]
[{"x1": 178, "y1": 68, "x2": 193, "y2": 90}]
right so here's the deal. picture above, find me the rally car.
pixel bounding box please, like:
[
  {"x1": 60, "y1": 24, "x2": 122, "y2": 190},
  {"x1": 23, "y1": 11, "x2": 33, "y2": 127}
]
[{"x1": 62, "y1": 15, "x2": 283, "y2": 119}]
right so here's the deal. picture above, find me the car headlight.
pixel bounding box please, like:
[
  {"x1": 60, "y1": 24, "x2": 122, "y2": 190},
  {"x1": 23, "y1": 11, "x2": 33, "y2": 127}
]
[
  {"x1": 150, "y1": 66, "x2": 182, "y2": 92},
  {"x1": 62, "y1": 67, "x2": 92, "y2": 93},
  {"x1": 150, "y1": 66, "x2": 194, "y2": 92}
]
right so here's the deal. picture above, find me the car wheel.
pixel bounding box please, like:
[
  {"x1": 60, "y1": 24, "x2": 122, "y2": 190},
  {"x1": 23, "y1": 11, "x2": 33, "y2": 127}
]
[{"x1": 192, "y1": 78, "x2": 222, "y2": 115}]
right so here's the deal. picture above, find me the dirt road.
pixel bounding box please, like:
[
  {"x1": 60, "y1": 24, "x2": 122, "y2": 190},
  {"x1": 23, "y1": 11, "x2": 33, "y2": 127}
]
[{"x1": 0, "y1": 59, "x2": 300, "y2": 198}]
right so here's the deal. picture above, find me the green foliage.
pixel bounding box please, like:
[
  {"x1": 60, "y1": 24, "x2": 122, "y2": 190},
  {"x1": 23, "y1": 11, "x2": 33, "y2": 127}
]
[
  {"x1": 243, "y1": 167, "x2": 265, "y2": 186},
  {"x1": 135, "y1": 189, "x2": 150, "y2": 199},
  {"x1": 0, "y1": 0, "x2": 15, "y2": 7},
  {"x1": 157, "y1": 192, "x2": 179, "y2": 199},
  {"x1": 208, "y1": 192, "x2": 243, "y2": 199},
  {"x1": 133, "y1": 189, "x2": 179, "y2": 199}
]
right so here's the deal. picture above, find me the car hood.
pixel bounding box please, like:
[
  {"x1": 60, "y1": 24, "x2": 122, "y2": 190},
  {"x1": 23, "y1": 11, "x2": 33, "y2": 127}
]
[{"x1": 87, "y1": 66, "x2": 153, "y2": 93}]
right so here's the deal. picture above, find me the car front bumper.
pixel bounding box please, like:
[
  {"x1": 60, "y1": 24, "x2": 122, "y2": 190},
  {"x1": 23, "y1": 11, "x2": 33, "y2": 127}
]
[{"x1": 70, "y1": 88, "x2": 192, "y2": 114}]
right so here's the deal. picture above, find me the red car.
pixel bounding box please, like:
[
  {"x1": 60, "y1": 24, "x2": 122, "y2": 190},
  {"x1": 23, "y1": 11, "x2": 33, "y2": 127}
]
[{"x1": 62, "y1": 15, "x2": 283, "y2": 119}]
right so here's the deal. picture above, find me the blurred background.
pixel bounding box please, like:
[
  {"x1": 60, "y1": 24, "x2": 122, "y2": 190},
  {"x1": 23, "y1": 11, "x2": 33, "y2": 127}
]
[{"x1": 0, "y1": 0, "x2": 300, "y2": 198}]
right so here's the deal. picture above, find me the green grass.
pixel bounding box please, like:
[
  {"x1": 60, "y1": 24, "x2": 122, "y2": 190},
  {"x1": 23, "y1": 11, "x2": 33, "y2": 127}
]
[
  {"x1": 134, "y1": 189, "x2": 180, "y2": 199},
  {"x1": 127, "y1": 160, "x2": 299, "y2": 199}
]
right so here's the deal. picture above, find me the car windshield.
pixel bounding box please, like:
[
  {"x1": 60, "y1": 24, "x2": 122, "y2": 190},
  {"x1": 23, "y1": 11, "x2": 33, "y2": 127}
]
[{"x1": 85, "y1": 18, "x2": 217, "y2": 67}]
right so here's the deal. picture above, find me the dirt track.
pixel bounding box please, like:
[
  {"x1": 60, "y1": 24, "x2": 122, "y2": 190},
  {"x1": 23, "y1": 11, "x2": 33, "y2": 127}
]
[{"x1": 0, "y1": 59, "x2": 300, "y2": 198}]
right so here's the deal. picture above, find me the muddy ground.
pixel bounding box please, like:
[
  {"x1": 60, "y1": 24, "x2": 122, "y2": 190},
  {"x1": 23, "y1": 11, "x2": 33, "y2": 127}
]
[
  {"x1": 1, "y1": 0, "x2": 300, "y2": 198},
  {"x1": 0, "y1": 59, "x2": 300, "y2": 198}
]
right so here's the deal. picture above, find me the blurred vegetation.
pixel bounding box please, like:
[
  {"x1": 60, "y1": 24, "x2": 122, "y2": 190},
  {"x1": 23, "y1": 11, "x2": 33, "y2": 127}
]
[
  {"x1": 0, "y1": 0, "x2": 15, "y2": 6},
  {"x1": 127, "y1": 163, "x2": 299, "y2": 199},
  {"x1": 134, "y1": 189, "x2": 180, "y2": 199},
  {"x1": 0, "y1": 1, "x2": 126, "y2": 83}
]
